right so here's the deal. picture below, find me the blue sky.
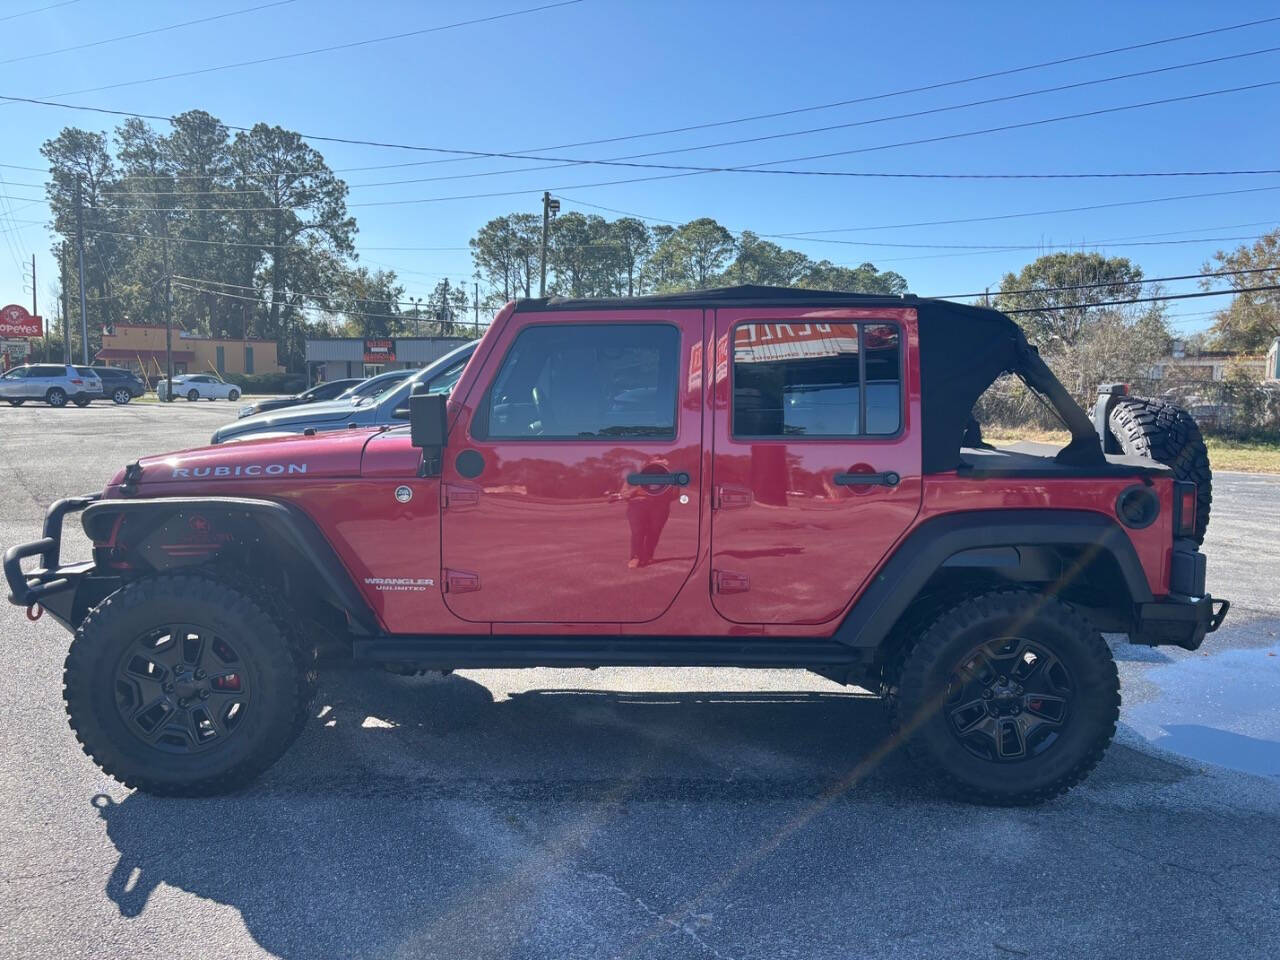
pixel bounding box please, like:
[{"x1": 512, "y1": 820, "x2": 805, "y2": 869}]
[{"x1": 0, "y1": 0, "x2": 1277, "y2": 336}]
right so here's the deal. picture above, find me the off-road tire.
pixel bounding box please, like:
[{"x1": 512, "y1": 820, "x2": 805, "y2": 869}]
[
  {"x1": 45, "y1": 387, "x2": 66, "y2": 407},
  {"x1": 889, "y1": 590, "x2": 1119, "y2": 805},
  {"x1": 64, "y1": 574, "x2": 314, "y2": 796},
  {"x1": 186, "y1": 388, "x2": 199, "y2": 402},
  {"x1": 112, "y1": 388, "x2": 131, "y2": 405},
  {"x1": 6, "y1": 398, "x2": 24, "y2": 406},
  {"x1": 1108, "y1": 395, "x2": 1211, "y2": 544},
  {"x1": 72, "y1": 396, "x2": 91, "y2": 407},
  {"x1": 227, "y1": 388, "x2": 240, "y2": 402}
]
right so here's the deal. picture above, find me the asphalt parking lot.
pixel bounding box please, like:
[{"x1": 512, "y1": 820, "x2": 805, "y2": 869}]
[{"x1": 1, "y1": 402, "x2": 1277, "y2": 960}]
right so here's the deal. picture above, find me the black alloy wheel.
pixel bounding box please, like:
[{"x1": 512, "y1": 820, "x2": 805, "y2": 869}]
[
  {"x1": 114, "y1": 624, "x2": 251, "y2": 755},
  {"x1": 944, "y1": 637, "x2": 1073, "y2": 763}
]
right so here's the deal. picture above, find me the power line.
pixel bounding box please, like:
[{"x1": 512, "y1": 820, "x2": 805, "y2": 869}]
[
  {"x1": 26, "y1": 43, "x2": 1278, "y2": 196},
  {"x1": 298, "y1": 13, "x2": 1280, "y2": 171},
  {"x1": 173, "y1": 275, "x2": 474, "y2": 309},
  {"x1": 6, "y1": 1, "x2": 583, "y2": 103},
  {"x1": 1001, "y1": 283, "x2": 1280, "y2": 313},
  {"x1": 0, "y1": 0, "x2": 81, "y2": 24},
  {"x1": 0, "y1": 1, "x2": 297, "y2": 67},
  {"x1": 935, "y1": 265, "x2": 1280, "y2": 300},
  {"x1": 6, "y1": 76, "x2": 1280, "y2": 208},
  {"x1": 172, "y1": 278, "x2": 492, "y2": 327}
]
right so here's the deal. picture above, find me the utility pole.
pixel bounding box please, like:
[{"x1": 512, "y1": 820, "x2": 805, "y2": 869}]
[
  {"x1": 162, "y1": 222, "x2": 173, "y2": 402},
  {"x1": 74, "y1": 180, "x2": 89, "y2": 364},
  {"x1": 539, "y1": 192, "x2": 559, "y2": 297},
  {"x1": 60, "y1": 243, "x2": 70, "y2": 363},
  {"x1": 31, "y1": 254, "x2": 43, "y2": 361},
  {"x1": 474, "y1": 279, "x2": 479, "y2": 336}
]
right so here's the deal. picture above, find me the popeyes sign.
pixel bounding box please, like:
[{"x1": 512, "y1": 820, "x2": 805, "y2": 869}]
[{"x1": 0, "y1": 304, "x2": 42, "y2": 338}]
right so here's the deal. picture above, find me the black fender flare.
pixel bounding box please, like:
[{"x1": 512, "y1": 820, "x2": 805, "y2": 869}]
[
  {"x1": 81, "y1": 497, "x2": 379, "y2": 636},
  {"x1": 831, "y1": 509, "x2": 1153, "y2": 649}
]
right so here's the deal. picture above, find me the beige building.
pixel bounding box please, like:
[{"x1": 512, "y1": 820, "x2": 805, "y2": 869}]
[{"x1": 97, "y1": 324, "x2": 281, "y2": 378}]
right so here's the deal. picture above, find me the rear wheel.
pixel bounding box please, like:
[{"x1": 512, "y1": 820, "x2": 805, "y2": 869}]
[
  {"x1": 228, "y1": 388, "x2": 241, "y2": 402},
  {"x1": 187, "y1": 388, "x2": 199, "y2": 402},
  {"x1": 889, "y1": 590, "x2": 1119, "y2": 805},
  {"x1": 72, "y1": 396, "x2": 91, "y2": 407},
  {"x1": 112, "y1": 388, "x2": 131, "y2": 405},
  {"x1": 64, "y1": 575, "x2": 314, "y2": 796},
  {"x1": 46, "y1": 387, "x2": 66, "y2": 407},
  {"x1": 1108, "y1": 396, "x2": 1211, "y2": 544}
]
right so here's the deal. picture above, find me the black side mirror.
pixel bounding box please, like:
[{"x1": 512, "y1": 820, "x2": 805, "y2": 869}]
[{"x1": 409, "y1": 390, "x2": 447, "y2": 476}]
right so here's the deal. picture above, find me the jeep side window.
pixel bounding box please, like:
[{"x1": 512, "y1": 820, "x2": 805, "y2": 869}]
[
  {"x1": 731, "y1": 321, "x2": 900, "y2": 437},
  {"x1": 482, "y1": 323, "x2": 679, "y2": 439}
]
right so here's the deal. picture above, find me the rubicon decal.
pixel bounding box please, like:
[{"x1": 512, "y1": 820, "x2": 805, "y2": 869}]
[
  {"x1": 170, "y1": 463, "x2": 309, "y2": 479},
  {"x1": 364, "y1": 576, "x2": 435, "y2": 592}
]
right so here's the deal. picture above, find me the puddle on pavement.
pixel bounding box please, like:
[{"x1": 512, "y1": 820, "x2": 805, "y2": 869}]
[{"x1": 1126, "y1": 645, "x2": 1280, "y2": 779}]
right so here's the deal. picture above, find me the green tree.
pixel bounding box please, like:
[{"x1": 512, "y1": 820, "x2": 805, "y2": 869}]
[
  {"x1": 230, "y1": 124, "x2": 355, "y2": 368},
  {"x1": 800, "y1": 260, "x2": 908, "y2": 295},
  {"x1": 643, "y1": 217, "x2": 735, "y2": 291},
  {"x1": 724, "y1": 231, "x2": 812, "y2": 286},
  {"x1": 608, "y1": 217, "x2": 652, "y2": 295},
  {"x1": 1201, "y1": 229, "x2": 1280, "y2": 352},
  {"x1": 994, "y1": 252, "x2": 1144, "y2": 349}
]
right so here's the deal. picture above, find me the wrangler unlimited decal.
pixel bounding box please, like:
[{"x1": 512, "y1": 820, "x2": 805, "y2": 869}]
[
  {"x1": 364, "y1": 577, "x2": 435, "y2": 592},
  {"x1": 171, "y1": 463, "x2": 308, "y2": 479}
]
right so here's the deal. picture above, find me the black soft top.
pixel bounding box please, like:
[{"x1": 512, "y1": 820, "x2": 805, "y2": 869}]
[{"x1": 512, "y1": 285, "x2": 1100, "y2": 474}]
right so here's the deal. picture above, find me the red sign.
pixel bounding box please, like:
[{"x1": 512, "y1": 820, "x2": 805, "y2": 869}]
[
  {"x1": 0, "y1": 304, "x2": 42, "y2": 338},
  {"x1": 363, "y1": 338, "x2": 395, "y2": 363}
]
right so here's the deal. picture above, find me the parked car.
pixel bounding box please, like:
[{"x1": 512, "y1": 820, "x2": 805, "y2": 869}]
[
  {"x1": 156, "y1": 374, "x2": 241, "y2": 402},
  {"x1": 0, "y1": 363, "x2": 102, "y2": 407},
  {"x1": 6, "y1": 286, "x2": 1227, "y2": 802},
  {"x1": 335, "y1": 368, "x2": 415, "y2": 401},
  {"x1": 211, "y1": 343, "x2": 474, "y2": 444},
  {"x1": 237, "y1": 378, "x2": 361, "y2": 418},
  {"x1": 90, "y1": 366, "x2": 147, "y2": 405}
]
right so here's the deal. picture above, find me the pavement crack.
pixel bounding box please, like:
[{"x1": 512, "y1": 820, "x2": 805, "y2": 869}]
[{"x1": 582, "y1": 870, "x2": 737, "y2": 960}]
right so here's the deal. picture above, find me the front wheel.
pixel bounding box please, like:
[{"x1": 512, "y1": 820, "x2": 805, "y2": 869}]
[
  {"x1": 889, "y1": 590, "x2": 1118, "y2": 805},
  {"x1": 112, "y1": 388, "x2": 131, "y2": 405},
  {"x1": 187, "y1": 389, "x2": 199, "y2": 402},
  {"x1": 227, "y1": 389, "x2": 240, "y2": 402},
  {"x1": 64, "y1": 575, "x2": 314, "y2": 796},
  {"x1": 46, "y1": 388, "x2": 67, "y2": 407}
]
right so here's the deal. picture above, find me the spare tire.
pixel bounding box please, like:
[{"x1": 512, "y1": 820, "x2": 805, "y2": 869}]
[{"x1": 1108, "y1": 396, "x2": 1211, "y2": 544}]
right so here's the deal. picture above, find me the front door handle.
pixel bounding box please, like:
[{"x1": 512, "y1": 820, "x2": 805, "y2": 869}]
[
  {"x1": 834, "y1": 471, "x2": 900, "y2": 487},
  {"x1": 627, "y1": 472, "x2": 690, "y2": 487}
]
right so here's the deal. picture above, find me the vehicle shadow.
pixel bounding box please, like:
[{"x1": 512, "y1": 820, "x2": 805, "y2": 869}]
[{"x1": 88, "y1": 668, "x2": 1280, "y2": 960}]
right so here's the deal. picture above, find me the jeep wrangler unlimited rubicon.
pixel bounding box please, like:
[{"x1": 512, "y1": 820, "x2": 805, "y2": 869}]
[{"x1": 4, "y1": 286, "x2": 1227, "y2": 804}]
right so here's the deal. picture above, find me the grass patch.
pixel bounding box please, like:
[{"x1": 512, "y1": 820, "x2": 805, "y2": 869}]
[
  {"x1": 1203, "y1": 437, "x2": 1280, "y2": 474},
  {"x1": 982, "y1": 427, "x2": 1280, "y2": 474}
]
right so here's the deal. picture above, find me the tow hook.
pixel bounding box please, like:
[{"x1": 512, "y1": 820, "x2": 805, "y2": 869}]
[{"x1": 26, "y1": 602, "x2": 43, "y2": 622}]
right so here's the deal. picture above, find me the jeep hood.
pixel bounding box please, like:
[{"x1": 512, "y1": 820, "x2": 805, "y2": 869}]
[
  {"x1": 112, "y1": 429, "x2": 373, "y2": 489},
  {"x1": 213, "y1": 397, "x2": 365, "y2": 441}
]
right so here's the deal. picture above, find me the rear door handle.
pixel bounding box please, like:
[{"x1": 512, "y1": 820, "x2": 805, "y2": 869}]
[
  {"x1": 834, "y1": 471, "x2": 900, "y2": 487},
  {"x1": 627, "y1": 472, "x2": 690, "y2": 487}
]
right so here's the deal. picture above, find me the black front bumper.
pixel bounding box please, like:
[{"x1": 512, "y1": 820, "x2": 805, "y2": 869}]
[
  {"x1": 1133, "y1": 593, "x2": 1230, "y2": 651},
  {"x1": 3, "y1": 495, "x2": 107, "y2": 629}
]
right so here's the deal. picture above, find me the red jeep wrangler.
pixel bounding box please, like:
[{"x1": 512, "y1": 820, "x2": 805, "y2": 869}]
[{"x1": 4, "y1": 286, "x2": 1227, "y2": 804}]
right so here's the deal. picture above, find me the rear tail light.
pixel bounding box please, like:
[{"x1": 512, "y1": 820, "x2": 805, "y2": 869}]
[
  {"x1": 1173, "y1": 481, "x2": 1197, "y2": 538},
  {"x1": 70, "y1": 378, "x2": 83, "y2": 384}
]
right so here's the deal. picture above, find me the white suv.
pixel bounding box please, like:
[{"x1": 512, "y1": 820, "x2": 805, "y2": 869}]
[
  {"x1": 0, "y1": 364, "x2": 103, "y2": 407},
  {"x1": 156, "y1": 374, "x2": 241, "y2": 402}
]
